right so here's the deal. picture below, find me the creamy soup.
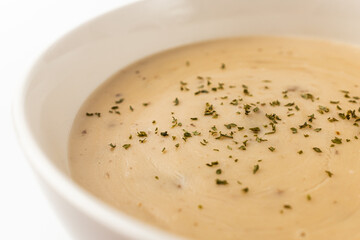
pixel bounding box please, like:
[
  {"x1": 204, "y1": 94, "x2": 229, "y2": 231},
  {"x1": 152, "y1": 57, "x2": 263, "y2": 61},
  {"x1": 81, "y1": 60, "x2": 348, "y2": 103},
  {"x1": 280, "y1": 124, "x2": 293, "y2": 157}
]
[{"x1": 69, "y1": 37, "x2": 360, "y2": 240}]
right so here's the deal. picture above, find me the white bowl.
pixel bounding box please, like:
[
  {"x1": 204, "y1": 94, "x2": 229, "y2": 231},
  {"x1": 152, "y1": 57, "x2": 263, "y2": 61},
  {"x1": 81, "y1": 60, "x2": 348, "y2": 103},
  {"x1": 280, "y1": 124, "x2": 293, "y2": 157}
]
[{"x1": 13, "y1": 0, "x2": 360, "y2": 239}]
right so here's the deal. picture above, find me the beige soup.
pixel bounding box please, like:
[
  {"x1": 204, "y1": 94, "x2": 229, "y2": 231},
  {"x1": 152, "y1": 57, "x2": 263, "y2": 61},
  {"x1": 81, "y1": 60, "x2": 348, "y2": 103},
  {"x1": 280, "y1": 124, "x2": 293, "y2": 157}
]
[{"x1": 69, "y1": 37, "x2": 360, "y2": 240}]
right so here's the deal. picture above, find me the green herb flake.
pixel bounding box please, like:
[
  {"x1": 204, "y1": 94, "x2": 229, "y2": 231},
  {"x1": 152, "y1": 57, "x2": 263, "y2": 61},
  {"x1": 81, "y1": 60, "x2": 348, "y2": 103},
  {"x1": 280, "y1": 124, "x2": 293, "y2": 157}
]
[
  {"x1": 331, "y1": 137, "x2": 342, "y2": 144},
  {"x1": 194, "y1": 90, "x2": 209, "y2": 95},
  {"x1": 249, "y1": 127, "x2": 261, "y2": 134},
  {"x1": 171, "y1": 117, "x2": 179, "y2": 128},
  {"x1": 160, "y1": 131, "x2": 169, "y2": 137},
  {"x1": 216, "y1": 169, "x2": 222, "y2": 175},
  {"x1": 313, "y1": 147, "x2": 322, "y2": 153},
  {"x1": 299, "y1": 122, "x2": 311, "y2": 129},
  {"x1": 122, "y1": 144, "x2": 131, "y2": 150},
  {"x1": 328, "y1": 117, "x2": 338, "y2": 122},
  {"x1": 137, "y1": 131, "x2": 148, "y2": 137},
  {"x1": 266, "y1": 113, "x2": 281, "y2": 123},
  {"x1": 291, "y1": 127, "x2": 298, "y2": 134},
  {"x1": 192, "y1": 131, "x2": 201, "y2": 136},
  {"x1": 173, "y1": 97, "x2": 179, "y2": 106},
  {"x1": 215, "y1": 132, "x2": 234, "y2": 140},
  {"x1": 301, "y1": 93, "x2": 315, "y2": 102},
  {"x1": 269, "y1": 100, "x2": 280, "y2": 106},
  {"x1": 307, "y1": 194, "x2": 312, "y2": 201},
  {"x1": 253, "y1": 164, "x2": 260, "y2": 174},
  {"x1": 182, "y1": 131, "x2": 192, "y2": 141},
  {"x1": 200, "y1": 139, "x2": 208, "y2": 146},
  {"x1": 115, "y1": 98, "x2": 124, "y2": 104},
  {"x1": 86, "y1": 112, "x2": 101, "y2": 117},
  {"x1": 216, "y1": 179, "x2": 228, "y2": 185},
  {"x1": 242, "y1": 187, "x2": 249, "y2": 193},
  {"x1": 285, "y1": 102, "x2": 295, "y2": 107},
  {"x1": 206, "y1": 161, "x2": 219, "y2": 167},
  {"x1": 204, "y1": 103, "x2": 216, "y2": 116},
  {"x1": 239, "y1": 145, "x2": 247, "y2": 151},
  {"x1": 230, "y1": 99, "x2": 239, "y2": 106},
  {"x1": 109, "y1": 143, "x2": 116, "y2": 149},
  {"x1": 242, "y1": 85, "x2": 252, "y2": 96},
  {"x1": 308, "y1": 114, "x2": 316, "y2": 122},
  {"x1": 256, "y1": 137, "x2": 267, "y2": 143},
  {"x1": 224, "y1": 123, "x2": 237, "y2": 129},
  {"x1": 268, "y1": 147, "x2": 275, "y2": 152},
  {"x1": 325, "y1": 170, "x2": 334, "y2": 178},
  {"x1": 318, "y1": 105, "x2": 330, "y2": 114}
]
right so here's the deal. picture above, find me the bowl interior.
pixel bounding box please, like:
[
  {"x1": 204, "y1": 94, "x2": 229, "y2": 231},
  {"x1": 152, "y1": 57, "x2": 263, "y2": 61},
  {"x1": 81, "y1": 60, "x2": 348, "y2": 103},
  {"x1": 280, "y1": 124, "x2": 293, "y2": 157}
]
[
  {"x1": 18, "y1": 0, "x2": 360, "y2": 237},
  {"x1": 23, "y1": 0, "x2": 360, "y2": 174}
]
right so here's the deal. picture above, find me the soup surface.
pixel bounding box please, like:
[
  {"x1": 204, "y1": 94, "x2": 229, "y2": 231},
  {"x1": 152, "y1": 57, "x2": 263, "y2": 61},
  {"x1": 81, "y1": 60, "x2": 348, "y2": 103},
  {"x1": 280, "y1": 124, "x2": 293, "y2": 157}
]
[{"x1": 69, "y1": 37, "x2": 360, "y2": 240}]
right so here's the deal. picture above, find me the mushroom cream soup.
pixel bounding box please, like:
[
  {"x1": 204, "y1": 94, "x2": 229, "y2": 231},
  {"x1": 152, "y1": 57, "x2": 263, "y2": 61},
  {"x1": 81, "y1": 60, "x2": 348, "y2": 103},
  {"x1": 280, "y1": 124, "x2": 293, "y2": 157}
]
[{"x1": 69, "y1": 37, "x2": 360, "y2": 240}]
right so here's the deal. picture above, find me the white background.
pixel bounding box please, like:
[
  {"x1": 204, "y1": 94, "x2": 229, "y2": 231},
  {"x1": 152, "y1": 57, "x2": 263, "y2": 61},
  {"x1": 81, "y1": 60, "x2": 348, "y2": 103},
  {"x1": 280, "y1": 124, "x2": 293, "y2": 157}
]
[{"x1": 0, "y1": 1, "x2": 134, "y2": 239}]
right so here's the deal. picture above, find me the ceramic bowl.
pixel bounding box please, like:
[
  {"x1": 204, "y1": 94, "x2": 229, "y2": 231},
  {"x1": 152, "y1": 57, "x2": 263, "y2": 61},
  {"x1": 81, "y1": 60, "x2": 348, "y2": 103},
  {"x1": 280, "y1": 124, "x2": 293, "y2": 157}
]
[{"x1": 13, "y1": 0, "x2": 360, "y2": 239}]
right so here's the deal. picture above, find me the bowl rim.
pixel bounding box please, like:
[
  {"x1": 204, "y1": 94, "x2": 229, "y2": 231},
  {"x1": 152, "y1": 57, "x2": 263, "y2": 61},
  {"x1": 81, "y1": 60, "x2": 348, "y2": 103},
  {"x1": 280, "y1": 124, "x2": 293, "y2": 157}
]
[{"x1": 12, "y1": 1, "x2": 183, "y2": 239}]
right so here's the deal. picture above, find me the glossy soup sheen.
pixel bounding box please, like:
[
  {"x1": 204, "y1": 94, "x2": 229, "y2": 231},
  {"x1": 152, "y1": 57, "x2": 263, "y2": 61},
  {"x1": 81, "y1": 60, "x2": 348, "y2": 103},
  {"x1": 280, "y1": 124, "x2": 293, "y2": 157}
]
[{"x1": 69, "y1": 37, "x2": 360, "y2": 240}]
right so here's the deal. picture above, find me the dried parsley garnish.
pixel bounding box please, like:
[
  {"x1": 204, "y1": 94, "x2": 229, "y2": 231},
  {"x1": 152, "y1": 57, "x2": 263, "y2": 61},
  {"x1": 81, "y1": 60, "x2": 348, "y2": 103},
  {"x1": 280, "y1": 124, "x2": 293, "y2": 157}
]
[
  {"x1": 224, "y1": 123, "x2": 237, "y2": 129},
  {"x1": 206, "y1": 161, "x2": 219, "y2": 167},
  {"x1": 137, "y1": 131, "x2": 147, "y2": 137},
  {"x1": 216, "y1": 179, "x2": 228, "y2": 185},
  {"x1": 331, "y1": 137, "x2": 342, "y2": 144},
  {"x1": 313, "y1": 147, "x2": 322, "y2": 153},
  {"x1": 249, "y1": 127, "x2": 260, "y2": 134},
  {"x1": 253, "y1": 164, "x2": 260, "y2": 174},
  {"x1": 160, "y1": 131, "x2": 169, "y2": 137},
  {"x1": 325, "y1": 170, "x2": 334, "y2": 177},
  {"x1": 268, "y1": 146, "x2": 275, "y2": 152},
  {"x1": 122, "y1": 144, "x2": 131, "y2": 150},
  {"x1": 301, "y1": 93, "x2": 315, "y2": 102}
]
